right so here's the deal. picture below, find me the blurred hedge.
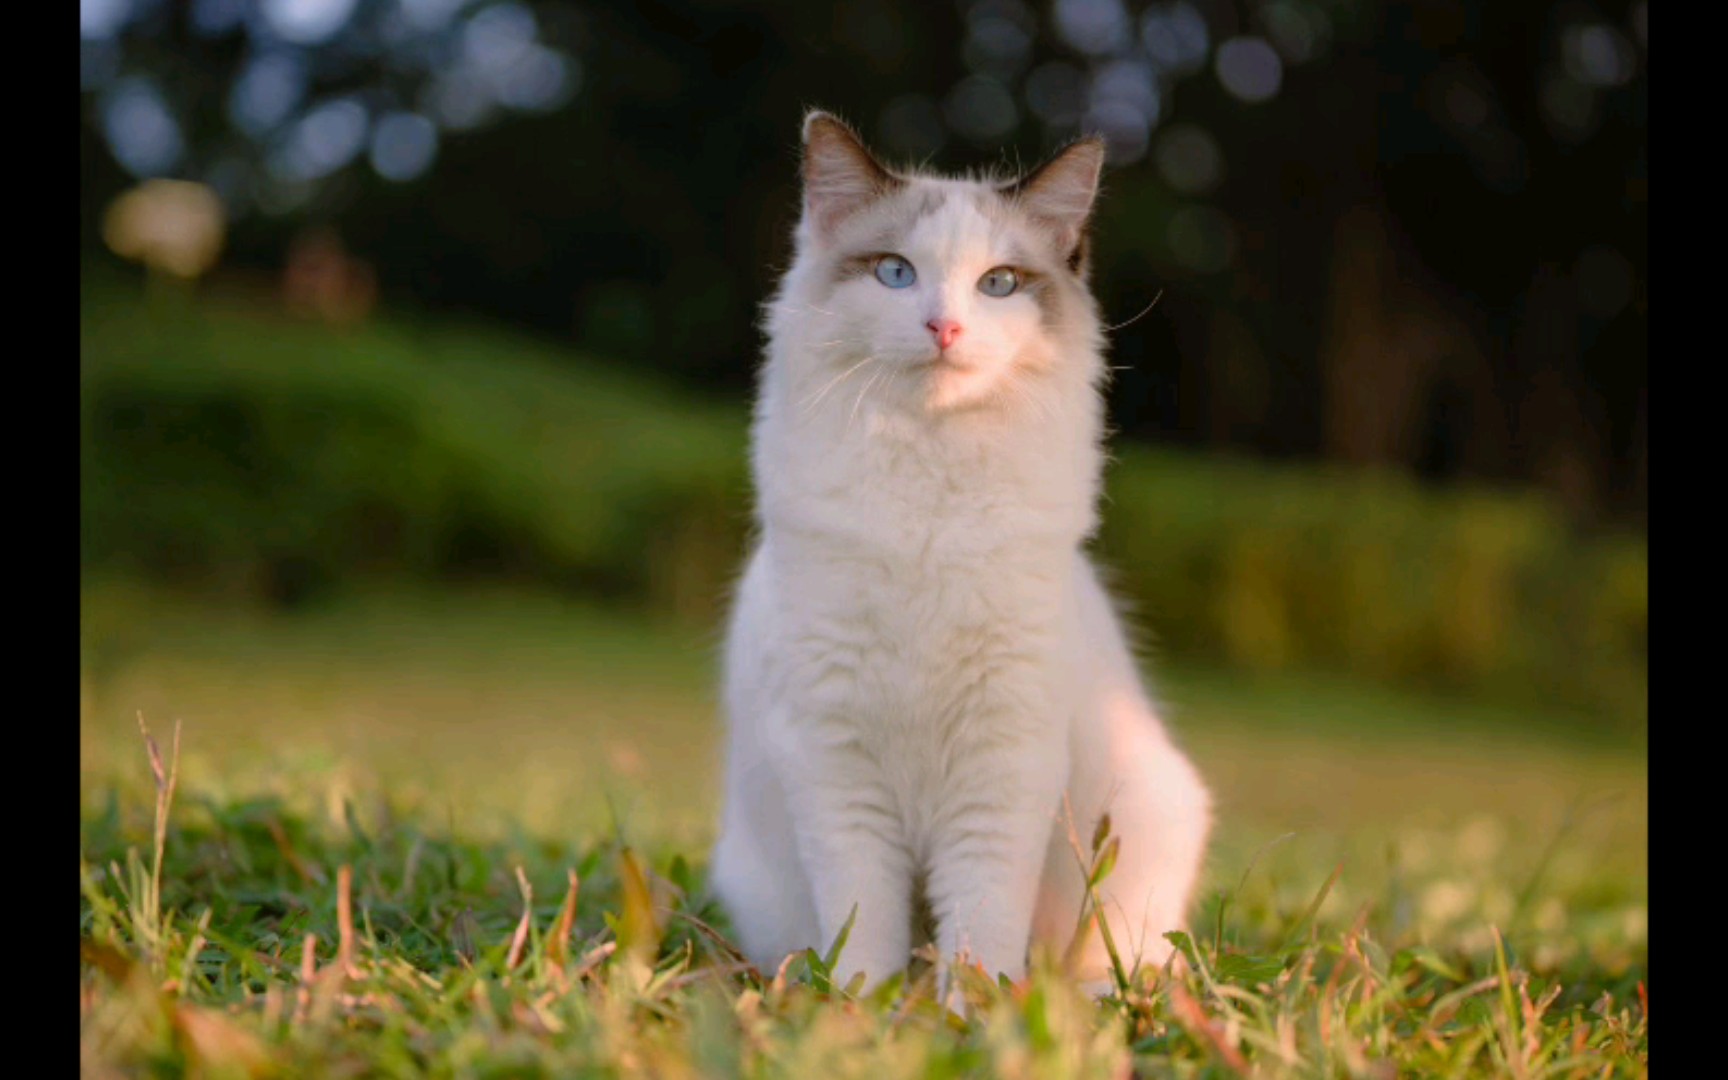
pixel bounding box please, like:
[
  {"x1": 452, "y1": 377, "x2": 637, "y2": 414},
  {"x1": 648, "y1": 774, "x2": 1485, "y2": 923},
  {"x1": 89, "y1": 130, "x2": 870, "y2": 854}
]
[
  {"x1": 80, "y1": 280, "x2": 1645, "y2": 731},
  {"x1": 1097, "y1": 453, "x2": 1646, "y2": 728}
]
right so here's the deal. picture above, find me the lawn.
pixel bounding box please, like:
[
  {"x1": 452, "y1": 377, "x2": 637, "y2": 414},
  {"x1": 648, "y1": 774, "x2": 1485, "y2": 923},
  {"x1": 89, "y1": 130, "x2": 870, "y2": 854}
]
[{"x1": 80, "y1": 583, "x2": 1646, "y2": 1077}]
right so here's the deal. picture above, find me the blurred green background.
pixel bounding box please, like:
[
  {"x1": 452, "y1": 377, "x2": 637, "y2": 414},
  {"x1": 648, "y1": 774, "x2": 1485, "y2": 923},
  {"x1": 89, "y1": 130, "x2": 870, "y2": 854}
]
[{"x1": 80, "y1": 0, "x2": 1645, "y2": 870}]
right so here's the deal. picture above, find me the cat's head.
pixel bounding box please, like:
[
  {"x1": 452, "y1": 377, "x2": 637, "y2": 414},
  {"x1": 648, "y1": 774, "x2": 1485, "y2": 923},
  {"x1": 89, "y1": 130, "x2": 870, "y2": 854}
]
[{"x1": 773, "y1": 110, "x2": 1107, "y2": 414}]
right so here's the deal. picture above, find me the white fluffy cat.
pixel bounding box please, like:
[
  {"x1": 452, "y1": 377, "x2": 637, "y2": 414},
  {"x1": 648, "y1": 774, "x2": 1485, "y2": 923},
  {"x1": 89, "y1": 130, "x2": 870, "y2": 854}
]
[{"x1": 708, "y1": 111, "x2": 1211, "y2": 993}]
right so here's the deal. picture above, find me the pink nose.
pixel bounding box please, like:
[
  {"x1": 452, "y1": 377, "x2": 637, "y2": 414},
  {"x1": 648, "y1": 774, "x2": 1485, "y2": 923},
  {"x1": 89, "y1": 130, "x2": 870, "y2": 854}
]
[{"x1": 926, "y1": 318, "x2": 963, "y2": 350}]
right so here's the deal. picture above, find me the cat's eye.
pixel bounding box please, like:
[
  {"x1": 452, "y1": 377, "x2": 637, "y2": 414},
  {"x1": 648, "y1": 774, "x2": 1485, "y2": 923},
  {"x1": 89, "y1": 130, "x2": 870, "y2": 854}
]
[
  {"x1": 874, "y1": 255, "x2": 917, "y2": 289},
  {"x1": 978, "y1": 267, "x2": 1020, "y2": 297}
]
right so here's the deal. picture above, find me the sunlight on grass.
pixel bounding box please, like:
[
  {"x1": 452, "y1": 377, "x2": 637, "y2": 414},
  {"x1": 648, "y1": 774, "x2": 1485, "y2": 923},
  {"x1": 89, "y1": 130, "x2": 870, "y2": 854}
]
[
  {"x1": 81, "y1": 582, "x2": 1646, "y2": 850},
  {"x1": 81, "y1": 584, "x2": 1646, "y2": 1076}
]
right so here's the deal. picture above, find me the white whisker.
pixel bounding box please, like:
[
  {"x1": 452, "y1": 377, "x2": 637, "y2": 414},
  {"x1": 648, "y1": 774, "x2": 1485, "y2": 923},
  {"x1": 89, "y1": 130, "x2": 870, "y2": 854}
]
[
  {"x1": 848, "y1": 366, "x2": 889, "y2": 433},
  {"x1": 800, "y1": 355, "x2": 876, "y2": 415},
  {"x1": 1103, "y1": 288, "x2": 1165, "y2": 334}
]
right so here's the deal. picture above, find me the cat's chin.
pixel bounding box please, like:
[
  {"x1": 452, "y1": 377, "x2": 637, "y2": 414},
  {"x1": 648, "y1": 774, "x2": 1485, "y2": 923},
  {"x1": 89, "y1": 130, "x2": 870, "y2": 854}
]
[{"x1": 920, "y1": 361, "x2": 1008, "y2": 413}]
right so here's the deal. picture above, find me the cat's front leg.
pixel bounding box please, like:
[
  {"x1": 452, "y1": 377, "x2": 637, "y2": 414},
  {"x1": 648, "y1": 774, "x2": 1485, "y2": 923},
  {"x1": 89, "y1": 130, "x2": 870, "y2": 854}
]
[
  {"x1": 924, "y1": 727, "x2": 1067, "y2": 985},
  {"x1": 768, "y1": 715, "x2": 914, "y2": 990}
]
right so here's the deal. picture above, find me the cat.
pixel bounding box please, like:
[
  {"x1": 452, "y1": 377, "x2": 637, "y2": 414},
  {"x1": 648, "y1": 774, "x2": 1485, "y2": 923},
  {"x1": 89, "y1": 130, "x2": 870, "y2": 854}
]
[{"x1": 708, "y1": 110, "x2": 1211, "y2": 995}]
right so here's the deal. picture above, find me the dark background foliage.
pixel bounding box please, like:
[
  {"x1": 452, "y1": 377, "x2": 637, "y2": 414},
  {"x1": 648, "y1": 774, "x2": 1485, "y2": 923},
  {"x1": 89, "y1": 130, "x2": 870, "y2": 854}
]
[{"x1": 80, "y1": 0, "x2": 1647, "y2": 521}]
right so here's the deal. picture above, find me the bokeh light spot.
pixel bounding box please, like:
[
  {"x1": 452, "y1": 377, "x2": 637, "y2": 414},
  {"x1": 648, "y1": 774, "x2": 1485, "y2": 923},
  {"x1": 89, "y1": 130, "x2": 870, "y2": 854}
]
[
  {"x1": 493, "y1": 46, "x2": 578, "y2": 112},
  {"x1": 1092, "y1": 58, "x2": 1161, "y2": 119},
  {"x1": 1261, "y1": 0, "x2": 1329, "y2": 65},
  {"x1": 1215, "y1": 37, "x2": 1283, "y2": 103},
  {"x1": 279, "y1": 96, "x2": 369, "y2": 180},
  {"x1": 462, "y1": 2, "x2": 538, "y2": 73},
  {"x1": 1563, "y1": 24, "x2": 1637, "y2": 88},
  {"x1": 81, "y1": 0, "x2": 133, "y2": 40},
  {"x1": 370, "y1": 112, "x2": 440, "y2": 182},
  {"x1": 1140, "y1": 2, "x2": 1209, "y2": 76},
  {"x1": 1086, "y1": 99, "x2": 1151, "y2": 164},
  {"x1": 1054, "y1": 0, "x2": 1132, "y2": 56},
  {"x1": 1087, "y1": 59, "x2": 1160, "y2": 162},
  {"x1": 102, "y1": 77, "x2": 185, "y2": 178},
  {"x1": 229, "y1": 52, "x2": 308, "y2": 137},
  {"x1": 102, "y1": 179, "x2": 226, "y2": 279},
  {"x1": 261, "y1": 0, "x2": 359, "y2": 45}
]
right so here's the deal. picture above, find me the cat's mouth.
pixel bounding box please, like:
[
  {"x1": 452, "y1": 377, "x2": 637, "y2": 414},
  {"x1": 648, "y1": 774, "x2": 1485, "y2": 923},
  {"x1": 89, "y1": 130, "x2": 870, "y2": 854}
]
[{"x1": 912, "y1": 351, "x2": 975, "y2": 373}]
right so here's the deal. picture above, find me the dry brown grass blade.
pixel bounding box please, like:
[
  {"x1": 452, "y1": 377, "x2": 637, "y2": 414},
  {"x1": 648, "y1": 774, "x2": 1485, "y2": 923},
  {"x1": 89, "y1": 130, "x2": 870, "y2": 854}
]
[
  {"x1": 172, "y1": 1004, "x2": 272, "y2": 1077},
  {"x1": 266, "y1": 817, "x2": 324, "y2": 886},
  {"x1": 570, "y1": 940, "x2": 617, "y2": 982},
  {"x1": 769, "y1": 951, "x2": 796, "y2": 997},
  {"x1": 1341, "y1": 904, "x2": 1375, "y2": 1003},
  {"x1": 135, "y1": 713, "x2": 181, "y2": 933},
  {"x1": 1429, "y1": 976, "x2": 1504, "y2": 1026},
  {"x1": 1521, "y1": 978, "x2": 1562, "y2": 1064},
  {"x1": 1168, "y1": 980, "x2": 1251, "y2": 1075},
  {"x1": 667, "y1": 909, "x2": 750, "y2": 967},
  {"x1": 664, "y1": 961, "x2": 755, "y2": 992},
  {"x1": 336, "y1": 865, "x2": 360, "y2": 979},
  {"x1": 1316, "y1": 904, "x2": 1370, "y2": 1000},
  {"x1": 505, "y1": 866, "x2": 534, "y2": 971},
  {"x1": 1318, "y1": 930, "x2": 1347, "y2": 1048},
  {"x1": 616, "y1": 847, "x2": 662, "y2": 962},
  {"x1": 137, "y1": 712, "x2": 166, "y2": 791},
  {"x1": 546, "y1": 869, "x2": 580, "y2": 971},
  {"x1": 295, "y1": 933, "x2": 318, "y2": 1023}
]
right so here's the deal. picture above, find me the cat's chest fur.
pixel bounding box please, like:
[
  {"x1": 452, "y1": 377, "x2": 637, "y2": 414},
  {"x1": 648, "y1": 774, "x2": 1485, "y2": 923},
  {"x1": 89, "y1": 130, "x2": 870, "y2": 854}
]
[{"x1": 749, "y1": 404, "x2": 1092, "y2": 756}]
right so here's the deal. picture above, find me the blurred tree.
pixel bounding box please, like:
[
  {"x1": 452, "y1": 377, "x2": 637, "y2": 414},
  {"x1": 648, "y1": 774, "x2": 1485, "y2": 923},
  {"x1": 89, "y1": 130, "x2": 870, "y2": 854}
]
[{"x1": 79, "y1": 0, "x2": 1645, "y2": 522}]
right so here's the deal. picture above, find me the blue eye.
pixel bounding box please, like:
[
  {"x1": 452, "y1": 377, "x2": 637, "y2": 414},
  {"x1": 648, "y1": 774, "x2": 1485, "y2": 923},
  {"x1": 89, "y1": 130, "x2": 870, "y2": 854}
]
[
  {"x1": 874, "y1": 255, "x2": 917, "y2": 289},
  {"x1": 978, "y1": 267, "x2": 1020, "y2": 297}
]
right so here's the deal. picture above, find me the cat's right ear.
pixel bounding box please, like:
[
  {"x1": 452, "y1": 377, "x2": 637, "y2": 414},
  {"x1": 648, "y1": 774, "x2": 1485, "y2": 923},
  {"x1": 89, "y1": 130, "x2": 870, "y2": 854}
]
[
  {"x1": 801, "y1": 110, "x2": 899, "y2": 240},
  {"x1": 1004, "y1": 136, "x2": 1105, "y2": 268}
]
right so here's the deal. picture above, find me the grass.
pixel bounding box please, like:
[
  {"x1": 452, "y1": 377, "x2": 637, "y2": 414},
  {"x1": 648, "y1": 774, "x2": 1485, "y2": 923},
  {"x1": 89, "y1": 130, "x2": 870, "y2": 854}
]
[{"x1": 80, "y1": 585, "x2": 1647, "y2": 1077}]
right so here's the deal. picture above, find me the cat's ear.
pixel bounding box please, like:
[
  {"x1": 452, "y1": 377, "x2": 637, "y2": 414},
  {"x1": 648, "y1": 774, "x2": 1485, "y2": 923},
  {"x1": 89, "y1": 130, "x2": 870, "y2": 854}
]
[
  {"x1": 1005, "y1": 137, "x2": 1105, "y2": 266},
  {"x1": 801, "y1": 110, "x2": 899, "y2": 239}
]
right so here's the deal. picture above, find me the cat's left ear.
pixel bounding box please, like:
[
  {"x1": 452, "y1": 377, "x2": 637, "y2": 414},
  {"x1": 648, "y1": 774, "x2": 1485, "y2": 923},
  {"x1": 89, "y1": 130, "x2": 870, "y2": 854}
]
[{"x1": 1005, "y1": 137, "x2": 1105, "y2": 268}]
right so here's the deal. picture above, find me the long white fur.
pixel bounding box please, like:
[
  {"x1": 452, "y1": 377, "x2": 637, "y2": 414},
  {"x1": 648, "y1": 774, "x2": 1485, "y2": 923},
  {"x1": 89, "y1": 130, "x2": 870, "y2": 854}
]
[{"x1": 709, "y1": 112, "x2": 1211, "y2": 993}]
